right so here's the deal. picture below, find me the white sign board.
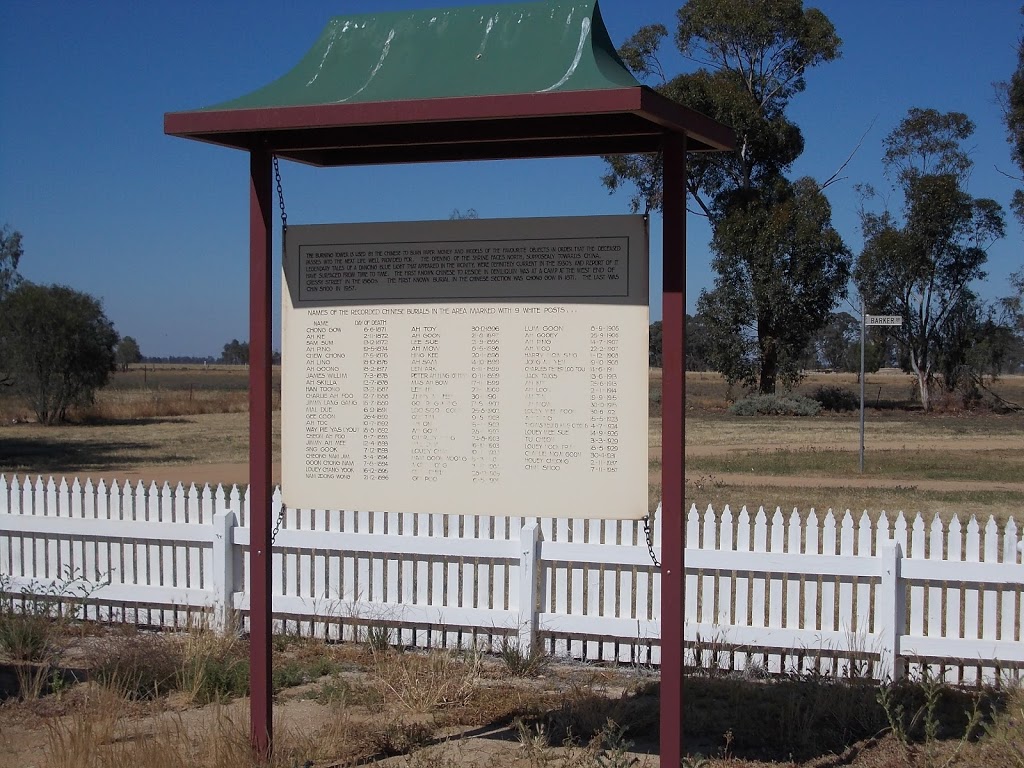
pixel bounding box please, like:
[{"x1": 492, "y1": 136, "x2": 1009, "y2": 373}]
[
  {"x1": 282, "y1": 215, "x2": 649, "y2": 519},
  {"x1": 865, "y1": 315, "x2": 903, "y2": 326}
]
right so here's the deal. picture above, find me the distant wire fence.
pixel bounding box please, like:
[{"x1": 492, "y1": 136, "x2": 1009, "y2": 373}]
[{"x1": 2, "y1": 474, "x2": 1022, "y2": 685}]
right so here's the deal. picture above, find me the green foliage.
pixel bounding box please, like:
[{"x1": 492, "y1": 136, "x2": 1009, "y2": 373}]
[
  {"x1": 811, "y1": 385, "x2": 859, "y2": 412},
  {"x1": 176, "y1": 630, "x2": 249, "y2": 704},
  {"x1": 0, "y1": 570, "x2": 107, "y2": 699},
  {"x1": 999, "y1": 11, "x2": 1024, "y2": 226},
  {"x1": 593, "y1": 719, "x2": 639, "y2": 768},
  {"x1": 0, "y1": 225, "x2": 25, "y2": 386},
  {"x1": 605, "y1": 2, "x2": 847, "y2": 394},
  {"x1": 876, "y1": 674, "x2": 987, "y2": 762},
  {"x1": 648, "y1": 317, "x2": 715, "y2": 371},
  {"x1": 802, "y1": 311, "x2": 888, "y2": 374},
  {"x1": 0, "y1": 224, "x2": 23, "y2": 300},
  {"x1": 364, "y1": 623, "x2": 393, "y2": 652},
  {"x1": 220, "y1": 338, "x2": 249, "y2": 365},
  {"x1": 856, "y1": 108, "x2": 1006, "y2": 411},
  {"x1": 0, "y1": 283, "x2": 119, "y2": 424},
  {"x1": 603, "y1": 0, "x2": 841, "y2": 216},
  {"x1": 272, "y1": 656, "x2": 340, "y2": 691},
  {"x1": 728, "y1": 393, "x2": 821, "y2": 416},
  {"x1": 697, "y1": 177, "x2": 852, "y2": 392},
  {"x1": 648, "y1": 321, "x2": 663, "y2": 366},
  {"x1": 115, "y1": 336, "x2": 142, "y2": 371}
]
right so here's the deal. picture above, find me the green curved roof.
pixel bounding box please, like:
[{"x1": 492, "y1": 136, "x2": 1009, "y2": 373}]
[{"x1": 207, "y1": 0, "x2": 639, "y2": 110}]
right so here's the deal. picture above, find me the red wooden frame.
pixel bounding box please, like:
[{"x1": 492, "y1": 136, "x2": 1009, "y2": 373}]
[{"x1": 167, "y1": 84, "x2": 732, "y2": 765}]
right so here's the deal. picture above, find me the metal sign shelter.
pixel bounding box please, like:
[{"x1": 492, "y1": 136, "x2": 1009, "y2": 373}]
[{"x1": 164, "y1": 2, "x2": 734, "y2": 764}]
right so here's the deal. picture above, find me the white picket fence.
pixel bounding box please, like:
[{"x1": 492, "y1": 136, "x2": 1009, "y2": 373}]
[{"x1": 1, "y1": 474, "x2": 1022, "y2": 685}]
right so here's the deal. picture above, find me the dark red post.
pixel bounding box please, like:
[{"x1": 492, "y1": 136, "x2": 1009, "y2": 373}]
[
  {"x1": 660, "y1": 132, "x2": 687, "y2": 767},
  {"x1": 249, "y1": 147, "x2": 274, "y2": 757}
]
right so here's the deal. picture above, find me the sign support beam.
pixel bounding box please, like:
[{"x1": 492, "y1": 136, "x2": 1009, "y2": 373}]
[
  {"x1": 660, "y1": 131, "x2": 687, "y2": 767},
  {"x1": 249, "y1": 146, "x2": 274, "y2": 758}
]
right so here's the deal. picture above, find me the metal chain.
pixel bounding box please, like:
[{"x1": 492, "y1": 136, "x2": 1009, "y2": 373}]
[
  {"x1": 273, "y1": 155, "x2": 288, "y2": 230},
  {"x1": 270, "y1": 154, "x2": 288, "y2": 547},
  {"x1": 643, "y1": 511, "x2": 660, "y2": 568},
  {"x1": 271, "y1": 505, "x2": 286, "y2": 546}
]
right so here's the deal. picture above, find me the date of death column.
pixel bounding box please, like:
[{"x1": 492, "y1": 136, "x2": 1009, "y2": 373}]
[{"x1": 588, "y1": 324, "x2": 620, "y2": 473}]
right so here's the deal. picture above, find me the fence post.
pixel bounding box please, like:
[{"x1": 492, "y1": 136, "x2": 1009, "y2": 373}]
[
  {"x1": 518, "y1": 522, "x2": 540, "y2": 655},
  {"x1": 211, "y1": 510, "x2": 237, "y2": 633},
  {"x1": 878, "y1": 540, "x2": 905, "y2": 680}
]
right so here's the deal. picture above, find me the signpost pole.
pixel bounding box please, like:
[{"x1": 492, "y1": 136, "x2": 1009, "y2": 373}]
[
  {"x1": 859, "y1": 296, "x2": 866, "y2": 474},
  {"x1": 660, "y1": 131, "x2": 687, "y2": 768},
  {"x1": 249, "y1": 147, "x2": 274, "y2": 758}
]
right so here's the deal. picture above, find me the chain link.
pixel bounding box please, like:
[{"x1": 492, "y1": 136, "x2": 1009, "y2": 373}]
[
  {"x1": 643, "y1": 511, "x2": 660, "y2": 568},
  {"x1": 270, "y1": 154, "x2": 288, "y2": 547},
  {"x1": 271, "y1": 505, "x2": 286, "y2": 546},
  {"x1": 273, "y1": 155, "x2": 287, "y2": 230}
]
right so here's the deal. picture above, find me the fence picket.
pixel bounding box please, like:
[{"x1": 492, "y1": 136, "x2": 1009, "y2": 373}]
[
  {"x1": 719, "y1": 506, "x2": 734, "y2": 629},
  {"x1": 702, "y1": 507, "x2": 717, "y2": 628},
  {"x1": 1003, "y1": 519, "x2": 1020, "y2": 650},
  {"x1": 805, "y1": 510, "x2": 819, "y2": 639},
  {"x1": 686, "y1": 506, "x2": 701, "y2": 657},
  {"x1": 3, "y1": 477, "x2": 1023, "y2": 683},
  {"x1": 733, "y1": 506, "x2": 751, "y2": 671},
  {"x1": 982, "y1": 517, "x2": 999, "y2": 645},
  {"x1": 752, "y1": 508, "x2": 767, "y2": 635}
]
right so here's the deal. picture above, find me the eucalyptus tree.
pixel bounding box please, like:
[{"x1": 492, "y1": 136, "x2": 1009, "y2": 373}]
[
  {"x1": 0, "y1": 225, "x2": 22, "y2": 299},
  {"x1": 602, "y1": 0, "x2": 850, "y2": 393},
  {"x1": 856, "y1": 109, "x2": 1006, "y2": 411},
  {"x1": 997, "y1": 6, "x2": 1024, "y2": 225}
]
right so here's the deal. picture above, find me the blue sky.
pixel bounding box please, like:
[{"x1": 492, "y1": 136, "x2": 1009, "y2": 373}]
[{"x1": 1, "y1": 1, "x2": 1022, "y2": 358}]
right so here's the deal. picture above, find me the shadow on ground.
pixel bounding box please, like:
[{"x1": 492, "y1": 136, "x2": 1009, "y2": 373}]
[
  {"x1": 510, "y1": 675, "x2": 1005, "y2": 764},
  {"x1": 0, "y1": 434, "x2": 163, "y2": 475}
]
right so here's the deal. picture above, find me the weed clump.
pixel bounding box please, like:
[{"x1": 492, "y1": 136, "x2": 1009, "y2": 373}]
[
  {"x1": 728, "y1": 393, "x2": 822, "y2": 416},
  {"x1": 176, "y1": 628, "x2": 248, "y2": 704},
  {"x1": 88, "y1": 632, "x2": 178, "y2": 700},
  {"x1": 498, "y1": 638, "x2": 550, "y2": 678}
]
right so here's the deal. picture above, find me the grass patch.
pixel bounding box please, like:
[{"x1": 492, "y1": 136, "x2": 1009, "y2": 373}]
[
  {"x1": 176, "y1": 628, "x2": 249, "y2": 705},
  {"x1": 688, "y1": 447, "x2": 1024, "y2": 483},
  {"x1": 88, "y1": 631, "x2": 178, "y2": 700},
  {"x1": 371, "y1": 647, "x2": 482, "y2": 713}
]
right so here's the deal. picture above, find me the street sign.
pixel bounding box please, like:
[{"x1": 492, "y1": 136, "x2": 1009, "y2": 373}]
[{"x1": 865, "y1": 315, "x2": 902, "y2": 326}]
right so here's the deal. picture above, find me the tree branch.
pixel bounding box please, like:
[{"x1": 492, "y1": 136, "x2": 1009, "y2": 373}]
[{"x1": 821, "y1": 118, "x2": 877, "y2": 190}]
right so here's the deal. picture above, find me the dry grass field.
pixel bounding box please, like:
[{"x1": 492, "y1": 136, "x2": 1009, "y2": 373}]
[
  {"x1": 2, "y1": 365, "x2": 1021, "y2": 524},
  {"x1": 2, "y1": 367, "x2": 1023, "y2": 765}
]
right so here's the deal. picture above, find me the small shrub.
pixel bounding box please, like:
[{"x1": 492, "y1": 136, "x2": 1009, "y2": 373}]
[
  {"x1": 176, "y1": 628, "x2": 248, "y2": 704},
  {"x1": 371, "y1": 719, "x2": 434, "y2": 756},
  {"x1": 0, "y1": 609, "x2": 52, "y2": 662},
  {"x1": 498, "y1": 638, "x2": 549, "y2": 678},
  {"x1": 811, "y1": 385, "x2": 859, "y2": 412},
  {"x1": 594, "y1": 718, "x2": 640, "y2": 768},
  {"x1": 364, "y1": 624, "x2": 393, "y2": 652},
  {"x1": 273, "y1": 656, "x2": 339, "y2": 692},
  {"x1": 0, "y1": 570, "x2": 107, "y2": 700},
  {"x1": 90, "y1": 633, "x2": 179, "y2": 699},
  {"x1": 728, "y1": 394, "x2": 821, "y2": 417}
]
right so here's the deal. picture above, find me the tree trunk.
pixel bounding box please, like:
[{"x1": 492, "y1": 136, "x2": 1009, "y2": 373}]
[
  {"x1": 759, "y1": 341, "x2": 779, "y2": 394},
  {"x1": 909, "y1": 353, "x2": 931, "y2": 412}
]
